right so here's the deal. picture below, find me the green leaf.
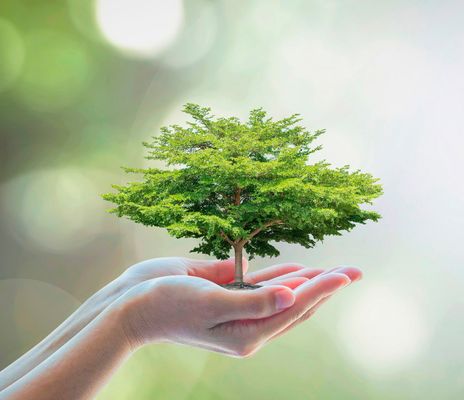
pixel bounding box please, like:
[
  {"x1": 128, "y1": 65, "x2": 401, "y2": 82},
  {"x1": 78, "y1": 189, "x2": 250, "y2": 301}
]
[{"x1": 102, "y1": 104, "x2": 383, "y2": 259}]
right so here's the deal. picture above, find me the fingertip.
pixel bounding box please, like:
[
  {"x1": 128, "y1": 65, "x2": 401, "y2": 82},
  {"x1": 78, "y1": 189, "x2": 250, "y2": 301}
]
[
  {"x1": 337, "y1": 267, "x2": 363, "y2": 282},
  {"x1": 274, "y1": 287, "x2": 296, "y2": 310},
  {"x1": 330, "y1": 272, "x2": 352, "y2": 287},
  {"x1": 352, "y1": 267, "x2": 363, "y2": 281},
  {"x1": 334, "y1": 266, "x2": 363, "y2": 282},
  {"x1": 299, "y1": 272, "x2": 350, "y2": 293}
]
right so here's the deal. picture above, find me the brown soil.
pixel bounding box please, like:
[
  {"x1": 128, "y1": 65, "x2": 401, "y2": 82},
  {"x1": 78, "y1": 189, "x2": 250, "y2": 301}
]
[{"x1": 221, "y1": 282, "x2": 262, "y2": 290}]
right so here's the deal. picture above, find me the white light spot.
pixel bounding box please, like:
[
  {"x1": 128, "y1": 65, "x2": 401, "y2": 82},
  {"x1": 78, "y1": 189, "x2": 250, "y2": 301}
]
[
  {"x1": 337, "y1": 282, "x2": 429, "y2": 375},
  {"x1": 95, "y1": 0, "x2": 184, "y2": 58},
  {"x1": 161, "y1": 1, "x2": 217, "y2": 68},
  {"x1": 1, "y1": 168, "x2": 106, "y2": 253}
]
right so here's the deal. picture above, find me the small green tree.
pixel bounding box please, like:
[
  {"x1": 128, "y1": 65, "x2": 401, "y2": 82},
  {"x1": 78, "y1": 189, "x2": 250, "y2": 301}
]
[{"x1": 103, "y1": 104, "x2": 382, "y2": 289}]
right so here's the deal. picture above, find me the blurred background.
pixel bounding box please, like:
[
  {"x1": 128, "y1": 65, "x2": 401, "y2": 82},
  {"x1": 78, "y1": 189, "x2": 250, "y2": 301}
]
[{"x1": 1, "y1": 0, "x2": 463, "y2": 398}]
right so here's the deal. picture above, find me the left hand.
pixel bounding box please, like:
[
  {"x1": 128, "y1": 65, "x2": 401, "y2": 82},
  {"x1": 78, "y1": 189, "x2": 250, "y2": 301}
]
[{"x1": 119, "y1": 256, "x2": 311, "y2": 288}]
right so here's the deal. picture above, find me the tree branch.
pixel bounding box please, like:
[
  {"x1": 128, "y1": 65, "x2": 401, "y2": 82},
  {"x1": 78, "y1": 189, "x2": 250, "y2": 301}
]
[
  {"x1": 246, "y1": 219, "x2": 283, "y2": 242},
  {"x1": 234, "y1": 187, "x2": 241, "y2": 206},
  {"x1": 219, "y1": 231, "x2": 234, "y2": 246}
]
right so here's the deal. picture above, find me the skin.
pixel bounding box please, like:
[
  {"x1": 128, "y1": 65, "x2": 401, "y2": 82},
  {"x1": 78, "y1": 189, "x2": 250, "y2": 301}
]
[{"x1": 0, "y1": 257, "x2": 362, "y2": 400}]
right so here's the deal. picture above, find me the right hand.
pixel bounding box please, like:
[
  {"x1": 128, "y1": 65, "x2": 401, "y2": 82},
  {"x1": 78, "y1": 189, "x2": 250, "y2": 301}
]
[{"x1": 115, "y1": 266, "x2": 359, "y2": 358}]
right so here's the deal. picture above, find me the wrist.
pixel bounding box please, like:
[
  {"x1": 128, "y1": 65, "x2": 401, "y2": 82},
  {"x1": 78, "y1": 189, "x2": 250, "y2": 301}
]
[
  {"x1": 108, "y1": 280, "x2": 165, "y2": 351},
  {"x1": 98, "y1": 304, "x2": 135, "y2": 356}
]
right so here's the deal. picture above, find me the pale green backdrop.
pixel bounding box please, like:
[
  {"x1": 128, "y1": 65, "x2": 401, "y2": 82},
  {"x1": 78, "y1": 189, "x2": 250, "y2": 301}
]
[{"x1": 1, "y1": 1, "x2": 463, "y2": 399}]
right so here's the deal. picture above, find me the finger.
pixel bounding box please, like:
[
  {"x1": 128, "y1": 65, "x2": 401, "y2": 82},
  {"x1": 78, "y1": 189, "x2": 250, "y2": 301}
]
[
  {"x1": 258, "y1": 266, "x2": 362, "y2": 286},
  {"x1": 187, "y1": 257, "x2": 248, "y2": 284},
  {"x1": 243, "y1": 263, "x2": 308, "y2": 284},
  {"x1": 255, "y1": 273, "x2": 350, "y2": 339},
  {"x1": 322, "y1": 266, "x2": 363, "y2": 282},
  {"x1": 209, "y1": 285, "x2": 296, "y2": 324},
  {"x1": 266, "y1": 267, "x2": 362, "y2": 341},
  {"x1": 269, "y1": 296, "x2": 331, "y2": 341},
  {"x1": 257, "y1": 267, "x2": 325, "y2": 285},
  {"x1": 260, "y1": 277, "x2": 309, "y2": 290}
]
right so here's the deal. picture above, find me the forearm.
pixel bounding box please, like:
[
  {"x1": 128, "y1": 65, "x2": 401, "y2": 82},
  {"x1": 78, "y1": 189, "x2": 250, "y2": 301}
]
[
  {"x1": 0, "y1": 275, "x2": 132, "y2": 391},
  {"x1": 0, "y1": 304, "x2": 133, "y2": 400}
]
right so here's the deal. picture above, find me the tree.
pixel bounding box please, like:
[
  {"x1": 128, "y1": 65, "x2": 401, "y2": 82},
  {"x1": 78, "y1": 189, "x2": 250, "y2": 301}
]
[{"x1": 102, "y1": 104, "x2": 383, "y2": 289}]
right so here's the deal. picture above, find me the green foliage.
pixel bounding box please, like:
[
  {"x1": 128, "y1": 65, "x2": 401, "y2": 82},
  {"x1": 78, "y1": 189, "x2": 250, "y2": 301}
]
[{"x1": 102, "y1": 104, "x2": 383, "y2": 260}]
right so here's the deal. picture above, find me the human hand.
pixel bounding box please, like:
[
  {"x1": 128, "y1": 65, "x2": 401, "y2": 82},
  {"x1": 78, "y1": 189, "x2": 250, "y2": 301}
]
[
  {"x1": 119, "y1": 256, "x2": 308, "y2": 287},
  {"x1": 0, "y1": 254, "x2": 325, "y2": 392},
  {"x1": 116, "y1": 265, "x2": 360, "y2": 357},
  {"x1": 0, "y1": 259, "x2": 360, "y2": 400}
]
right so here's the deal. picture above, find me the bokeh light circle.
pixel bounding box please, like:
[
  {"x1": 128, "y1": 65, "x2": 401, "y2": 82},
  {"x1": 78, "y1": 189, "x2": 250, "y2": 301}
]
[
  {"x1": 161, "y1": 1, "x2": 217, "y2": 68},
  {"x1": 16, "y1": 30, "x2": 93, "y2": 112},
  {"x1": 337, "y1": 282, "x2": 429, "y2": 375},
  {"x1": 1, "y1": 168, "x2": 106, "y2": 253},
  {"x1": 0, "y1": 18, "x2": 25, "y2": 93},
  {"x1": 67, "y1": 0, "x2": 105, "y2": 43},
  {"x1": 95, "y1": 0, "x2": 184, "y2": 58}
]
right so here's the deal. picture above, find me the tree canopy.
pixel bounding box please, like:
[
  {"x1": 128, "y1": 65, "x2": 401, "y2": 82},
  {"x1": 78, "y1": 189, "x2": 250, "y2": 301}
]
[{"x1": 102, "y1": 103, "x2": 382, "y2": 263}]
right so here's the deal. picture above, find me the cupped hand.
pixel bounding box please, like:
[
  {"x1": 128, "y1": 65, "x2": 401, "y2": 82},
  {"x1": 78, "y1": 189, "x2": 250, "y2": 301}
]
[
  {"x1": 122, "y1": 257, "x2": 362, "y2": 347},
  {"x1": 0, "y1": 257, "x2": 360, "y2": 400},
  {"x1": 120, "y1": 256, "x2": 308, "y2": 287},
  {"x1": 115, "y1": 264, "x2": 361, "y2": 358}
]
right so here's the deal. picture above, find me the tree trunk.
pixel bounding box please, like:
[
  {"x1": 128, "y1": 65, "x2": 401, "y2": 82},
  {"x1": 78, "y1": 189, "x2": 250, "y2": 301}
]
[
  {"x1": 221, "y1": 243, "x2": 260, "y2": 290},
  {"x1": 233, "y1": 245, "x2": 244, "y2": 283}
]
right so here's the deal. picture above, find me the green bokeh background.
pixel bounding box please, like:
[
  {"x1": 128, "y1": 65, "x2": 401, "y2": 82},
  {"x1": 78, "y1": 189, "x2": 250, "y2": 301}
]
[{"x1": 1, "y1": 1, "x2": 463, "y2": 399}]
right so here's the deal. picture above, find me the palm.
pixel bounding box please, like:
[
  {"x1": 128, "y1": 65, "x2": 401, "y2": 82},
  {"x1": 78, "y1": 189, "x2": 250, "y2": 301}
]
[{"x1": 122, "y1": 257, "x2": 309, "y2": 287}]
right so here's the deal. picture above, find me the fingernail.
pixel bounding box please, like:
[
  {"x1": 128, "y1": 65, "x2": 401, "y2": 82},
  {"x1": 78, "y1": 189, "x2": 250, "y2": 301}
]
[{"x1": 275, "y1": 290, "x2": 295, "y2": 310}]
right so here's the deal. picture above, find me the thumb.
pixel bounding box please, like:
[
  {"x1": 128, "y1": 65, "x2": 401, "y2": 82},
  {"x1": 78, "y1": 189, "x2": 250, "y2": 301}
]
[{"x1": 212, "y1": 285, "x2": 296, "y2": 323}]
